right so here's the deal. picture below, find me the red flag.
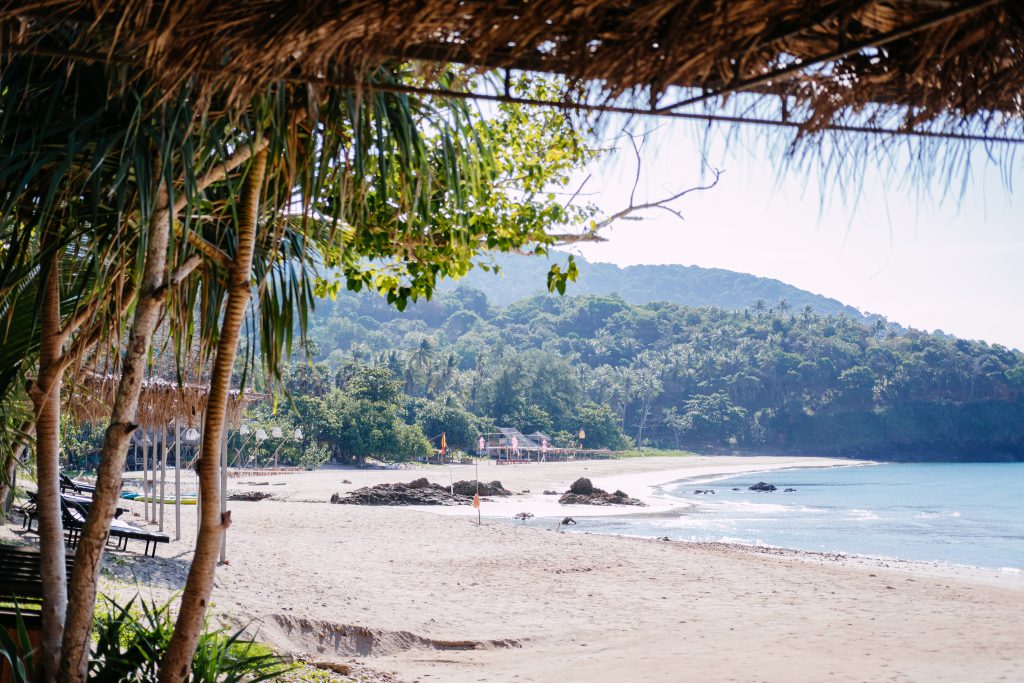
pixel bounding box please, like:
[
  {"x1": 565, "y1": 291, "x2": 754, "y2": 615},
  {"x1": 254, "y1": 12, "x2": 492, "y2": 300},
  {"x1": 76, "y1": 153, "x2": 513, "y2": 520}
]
[
  {"x1": 441, "y1": 432, "x2": 447, "y2": 454},
  {"x1": 472, "y1": 493, "x2": 480, "y2": 509}
]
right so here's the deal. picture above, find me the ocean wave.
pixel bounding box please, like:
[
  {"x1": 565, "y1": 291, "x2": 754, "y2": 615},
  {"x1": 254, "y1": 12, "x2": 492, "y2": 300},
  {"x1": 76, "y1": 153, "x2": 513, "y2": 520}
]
[
  {"x1": 699, "y1": 500, "x2": 827, "y2": 515},
  {"x1": 914, "y1": 510, "x2": 961, "y2": 519},
  {"x1": 848, "y1": 508, "x2": 881, "y2": 520},
  {"x1": 662, "y1": 517, "x2": 736, "y2": 531}
]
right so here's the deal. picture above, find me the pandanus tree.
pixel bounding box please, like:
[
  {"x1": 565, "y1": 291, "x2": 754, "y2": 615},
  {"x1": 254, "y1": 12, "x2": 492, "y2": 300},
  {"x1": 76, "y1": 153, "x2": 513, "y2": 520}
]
[{"x1": 0, "y1": 44, "x2": 598, "y2": 681}]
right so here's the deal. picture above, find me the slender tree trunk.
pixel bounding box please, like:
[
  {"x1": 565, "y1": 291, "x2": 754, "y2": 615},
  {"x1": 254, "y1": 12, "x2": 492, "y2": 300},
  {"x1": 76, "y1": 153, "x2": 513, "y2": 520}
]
[
  {"x1": 0, "y1": 421, "x2": 33, "y2": 523},
  {"x1": 31, "y1": 243, "x2": 66, "y2": 683},
  {"x1": 159, "y1": 148, "x2": 268, "y2": 682},
  {"x1": 0, "y1": 447, "x2": 17, "y2": 522},
  {"x1": 58, "y1": 180, "x2": 172, "y2": 682},
  {"x1": 59, "y1": 139, "x2": 267, "y2": 683}
]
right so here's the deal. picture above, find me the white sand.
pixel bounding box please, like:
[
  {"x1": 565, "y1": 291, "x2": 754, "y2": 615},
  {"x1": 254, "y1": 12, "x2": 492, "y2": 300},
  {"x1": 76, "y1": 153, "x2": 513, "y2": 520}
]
[{"x1": 8, "y1": 455, "x2": 1024, "y2": 682}]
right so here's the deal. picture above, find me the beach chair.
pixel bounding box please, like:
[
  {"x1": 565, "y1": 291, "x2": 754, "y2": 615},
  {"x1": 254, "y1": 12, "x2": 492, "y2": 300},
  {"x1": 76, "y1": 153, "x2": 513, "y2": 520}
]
[
  {"x1": 60, "y1": 496, "x2": 170, "y2": 558},
  {"x1": 60, "y1": 473, "x2": 96, "y2": 495}
]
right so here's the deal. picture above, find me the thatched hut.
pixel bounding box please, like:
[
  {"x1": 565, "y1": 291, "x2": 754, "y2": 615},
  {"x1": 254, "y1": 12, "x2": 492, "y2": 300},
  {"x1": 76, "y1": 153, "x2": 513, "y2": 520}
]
[
  {"x1": 2, "y1": 2, "x2": 1021, "y2": 142},
  {"x1": 70, "y1": 375, "x2": 260, "y2": 430}
]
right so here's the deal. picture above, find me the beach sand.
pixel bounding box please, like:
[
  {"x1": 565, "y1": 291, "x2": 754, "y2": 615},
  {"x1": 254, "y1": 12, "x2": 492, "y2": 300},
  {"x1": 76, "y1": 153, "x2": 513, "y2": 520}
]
[{"x1": 7, "y1": 455, "x2": 1024, "y2": 682}]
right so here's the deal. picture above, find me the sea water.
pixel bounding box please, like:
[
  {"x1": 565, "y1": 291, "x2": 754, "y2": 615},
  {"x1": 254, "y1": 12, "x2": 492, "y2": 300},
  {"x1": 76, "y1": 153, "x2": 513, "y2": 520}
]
[{"x1": 560, "y1": 463, "x2": 1024, "y2": 570}]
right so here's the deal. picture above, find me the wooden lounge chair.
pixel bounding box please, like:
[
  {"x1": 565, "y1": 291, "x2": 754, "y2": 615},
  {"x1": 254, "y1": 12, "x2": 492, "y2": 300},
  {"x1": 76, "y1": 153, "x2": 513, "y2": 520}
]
[
  {"x1": 61, "y1": 497, "x2": 170, "y2": 558},
  {"x1": 59, "y1": 473, "x2": 96, "y2": 495}
]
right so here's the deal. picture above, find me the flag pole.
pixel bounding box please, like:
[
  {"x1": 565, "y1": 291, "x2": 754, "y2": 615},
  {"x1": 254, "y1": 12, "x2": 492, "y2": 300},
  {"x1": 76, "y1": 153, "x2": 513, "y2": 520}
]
[{"x1": 475, "y1": 459, "x2": 480, "y2": 526}]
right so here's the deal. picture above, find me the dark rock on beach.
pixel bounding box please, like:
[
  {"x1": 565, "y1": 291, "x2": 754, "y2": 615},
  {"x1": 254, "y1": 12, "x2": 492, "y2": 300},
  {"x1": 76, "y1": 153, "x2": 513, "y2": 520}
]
[
  {"x1": 748, "y1": 481, "x2": 777, "y2": 492},
  {"x1": 452, "y1": 480, "x2": 511, "y2": 497},
  {"x1": 693, "y1": 489, "x2": 716, "y2": 495},
  {"x1": 784, "y1": 488, "x2": 797, "y2": 493},
  {"x1": 228, "y1": 491, "x2": 273, "y2": 502},
  {"x1": 543, "y1": 490, "x2": 560, "y2": 495},
  {"x1": 331, "y1": 480, "x2": 471, "y2": 506},
  {"x1": 570, "y1": 478, "x2": 595, "y2": 495},
  {"x1": 559, "y1": 478, "x2": 645, "y2": 506}
]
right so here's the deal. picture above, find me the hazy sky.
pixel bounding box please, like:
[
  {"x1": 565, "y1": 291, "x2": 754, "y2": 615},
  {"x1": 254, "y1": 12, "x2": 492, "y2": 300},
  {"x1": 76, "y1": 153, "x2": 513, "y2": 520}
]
[{"x1": 562, "y1": 120, "x2": 1023, "y2": 350}]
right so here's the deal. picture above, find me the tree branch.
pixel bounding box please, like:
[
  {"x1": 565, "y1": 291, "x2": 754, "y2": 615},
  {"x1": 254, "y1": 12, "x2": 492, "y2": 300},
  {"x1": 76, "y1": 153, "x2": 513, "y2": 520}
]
[
  {"x1": 546, "y1": 129, "x2": 722, "y2": 246},
  {"x1": 173, "y1": 224, "x2": 231, "y2": 269},
  {"x1": 170, "y1": 138, "x2": 270, "y2": 270}
]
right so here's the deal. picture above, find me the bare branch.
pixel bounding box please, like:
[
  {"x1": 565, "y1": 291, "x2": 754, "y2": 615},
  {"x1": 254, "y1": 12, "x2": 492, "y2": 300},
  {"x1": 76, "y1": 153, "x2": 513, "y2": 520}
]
[
  {"x1": 592, "y1": 166, "x2": 722, "y2": 232},
  {"x1": 548, "y1": 232, "x2": 610, "y2": 245},
  {"x1": 544, "y1": 126, "x2": 722, "y2": 246},
  {"x1": 628, "y1": 132, "x2": 642, "y2": 208},
  {"x1": 561, "y1": 174, "x2": 591, "y2": 210}
]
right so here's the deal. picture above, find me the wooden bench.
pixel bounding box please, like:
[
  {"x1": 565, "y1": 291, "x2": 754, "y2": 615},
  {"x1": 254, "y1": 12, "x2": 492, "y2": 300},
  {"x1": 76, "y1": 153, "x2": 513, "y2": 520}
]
[{"x1": 0, "y1": 545, "x2": 75, "y2": 683}]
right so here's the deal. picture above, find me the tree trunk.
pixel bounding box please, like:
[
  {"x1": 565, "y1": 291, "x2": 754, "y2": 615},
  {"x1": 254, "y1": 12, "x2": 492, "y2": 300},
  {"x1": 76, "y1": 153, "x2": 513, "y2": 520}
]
[
  {"x1": 58, "y1": 139, "x2": 267, "y2": 683},
  {"x1": 57, "y1": 181, "x2": 172, "y2": 682},
  {"x1": 31, "y1": 244, "x2": 66, "y2": 683},
  {"x1": 0, "y1": 446, "x2": 17, "y2": 521},
  {"x1": 0, "y1": 422, "x2": 33, "y2": 523},
  {"x1": 159, "y1": 148, "x2": 268, "y2": 682}
]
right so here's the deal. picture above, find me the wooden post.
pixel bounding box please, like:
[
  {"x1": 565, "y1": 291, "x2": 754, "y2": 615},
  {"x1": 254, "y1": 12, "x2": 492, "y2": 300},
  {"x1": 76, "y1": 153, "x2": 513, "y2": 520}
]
[
  {"x1": 148, "y1": 428, "x2": 155, "y2": 523},
  {"x1": 159, "y1": 427, "x2": 167, "y2": 532},
  {"x1": 174, "y1": 419, "x2": 181, "y2": 541},
  {"x1": 142, "y1": 429, "x2": 150, "y2": 522},
  {"x1": 196, "y1": 422, "x2": 202, "y2": 537},
  {"x1": 219, "y1": 425, "x2": 228, "y2": 563}
]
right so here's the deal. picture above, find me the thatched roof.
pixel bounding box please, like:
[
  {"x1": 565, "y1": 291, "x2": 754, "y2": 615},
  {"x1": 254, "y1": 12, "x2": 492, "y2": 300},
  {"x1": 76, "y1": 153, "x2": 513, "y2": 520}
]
[
  {"x1": 71, "y1": 375, "x2": 262, "y2": 429},
  {"x1": 3, "y1": 1, "x2": 1022, "y2": 139}
]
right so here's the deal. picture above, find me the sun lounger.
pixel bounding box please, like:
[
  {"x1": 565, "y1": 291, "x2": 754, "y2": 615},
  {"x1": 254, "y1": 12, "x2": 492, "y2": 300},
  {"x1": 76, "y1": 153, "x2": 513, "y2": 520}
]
[
  {"x1": 60, "y1": 473, "x2": 96, "y2": 495},
  {"x1": 61, "y1": 496, "x2": 170, "y2": 558}
]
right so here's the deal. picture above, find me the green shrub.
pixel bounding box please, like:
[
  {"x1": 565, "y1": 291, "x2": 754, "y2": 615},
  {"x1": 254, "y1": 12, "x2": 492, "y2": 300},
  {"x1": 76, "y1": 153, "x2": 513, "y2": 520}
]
[
  {"x1": 297, "y1": 440, "x2": 331, "y2": 471},
  {"x1": 90, "y1": 594, "x2": 291, "y2": 681},
  {"x1": 0, "y1": 607, "x2": 34, "y2": 683}
]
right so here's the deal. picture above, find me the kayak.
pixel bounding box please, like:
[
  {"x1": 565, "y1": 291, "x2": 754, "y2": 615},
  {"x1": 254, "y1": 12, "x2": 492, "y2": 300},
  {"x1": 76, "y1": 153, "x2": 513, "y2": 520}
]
[{"x1": 121, "y1": 492, "x2": 198, "y2": 505}]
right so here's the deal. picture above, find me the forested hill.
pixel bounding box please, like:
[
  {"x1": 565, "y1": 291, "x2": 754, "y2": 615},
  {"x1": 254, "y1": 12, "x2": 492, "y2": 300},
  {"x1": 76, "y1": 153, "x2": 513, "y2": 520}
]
[
  {"x1": 293, "y1": 287, "x2": 1024, "y2": 462},
  {"x1": 437, "y1": 253, "x2": 865, "y2": 318}
]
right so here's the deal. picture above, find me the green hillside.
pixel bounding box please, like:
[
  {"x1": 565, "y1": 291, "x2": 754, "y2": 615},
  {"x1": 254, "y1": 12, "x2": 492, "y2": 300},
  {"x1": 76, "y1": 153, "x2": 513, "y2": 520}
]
[
  {"x1": 284, "y1": 285, "x2": 1024, "y2": 463},
  {"x1": 437, "y1": 252, "x2": 866, "y2": 318}
]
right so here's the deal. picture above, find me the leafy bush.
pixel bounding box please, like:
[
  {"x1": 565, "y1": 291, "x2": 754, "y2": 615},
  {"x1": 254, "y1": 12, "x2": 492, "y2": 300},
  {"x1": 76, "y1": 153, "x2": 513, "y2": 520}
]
[
  {"x1": 297, "y1": 440, "x2": 331, "y2": 471},
  {"x1": 89, "y1": 594, "x2": 290, "y2": 681},
  {"x1": 0, "y1": 607, "x2": 34, "y2": 683}
]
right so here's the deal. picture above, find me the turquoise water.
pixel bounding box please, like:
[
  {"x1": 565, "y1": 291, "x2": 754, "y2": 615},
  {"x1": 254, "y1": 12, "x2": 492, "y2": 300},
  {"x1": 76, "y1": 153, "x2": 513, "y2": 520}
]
[{"x1": 560, "y1": 463, "x2": 1024, "y2": 570}]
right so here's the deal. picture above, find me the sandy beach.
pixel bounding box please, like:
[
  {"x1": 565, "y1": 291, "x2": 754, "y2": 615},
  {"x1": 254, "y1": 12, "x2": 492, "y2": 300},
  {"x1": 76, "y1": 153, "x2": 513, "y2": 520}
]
[{"x1": 8, "y1": 455, "x2": 1024, "y2": 682}]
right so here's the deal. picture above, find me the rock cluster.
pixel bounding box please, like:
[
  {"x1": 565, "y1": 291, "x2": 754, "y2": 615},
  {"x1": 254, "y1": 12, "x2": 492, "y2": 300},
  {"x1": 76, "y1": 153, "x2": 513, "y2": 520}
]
[
  {"x1": 748, "y1": 481, "x2": 777, "y2": 492},
  {"x1": 693, "y1": 489, "x2": 716, "y2": 495},
  {"x1": 451, "y1": 480, "x2": 511, "y2": 497},
  {"x1": 558, "y1": 478, "x2": 645, "y2": 506},
  {"x1": 330, "y1": 478, "x2": 470, "y2": 506},
  {"x1": 228, "y1": 491, "x2": 273, "y2": 502}
]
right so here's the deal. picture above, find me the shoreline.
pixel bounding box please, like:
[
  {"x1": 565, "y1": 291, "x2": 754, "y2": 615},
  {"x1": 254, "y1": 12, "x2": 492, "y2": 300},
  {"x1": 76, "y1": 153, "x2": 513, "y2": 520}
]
[
  {"x1": 425, "y1": 454, "x2": 868, "y2": 520},
  {"x1": 6, "y1": 454, "x2": 1022, "y2": 682},
  {"x1": 415, "y1": 456, "x2": 1023, "y2": 581}
]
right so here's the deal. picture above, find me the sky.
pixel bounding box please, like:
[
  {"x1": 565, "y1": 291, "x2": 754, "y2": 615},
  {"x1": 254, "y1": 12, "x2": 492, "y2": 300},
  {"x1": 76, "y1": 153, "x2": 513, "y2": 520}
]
[{"x1": 561, "y1": 119, "x2": 1024, "y2": 350}]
